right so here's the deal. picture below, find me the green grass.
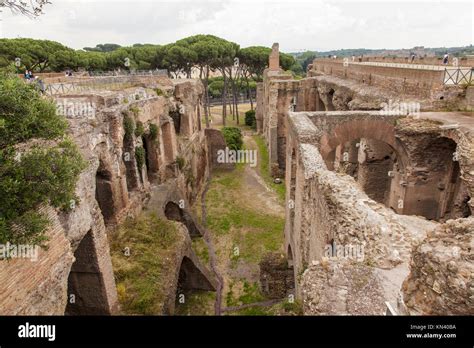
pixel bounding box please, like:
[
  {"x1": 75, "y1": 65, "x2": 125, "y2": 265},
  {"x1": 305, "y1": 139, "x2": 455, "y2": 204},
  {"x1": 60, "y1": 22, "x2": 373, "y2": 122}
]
[
  {"x1": 110, "y1": 213, "x2": 180, "y2": 315},
  {"x1": 192, "y1": 238, "x2": 210, "y2": 266},
  {"x1": 205, "y1": 168, "x2": 284, "y2": 262},
  {"x1": 227, "y1": 299, "x2": 304, "y2": 316},
  {"x1": 174, "y1": 290, "x2": 216, "y2": 316},
  {"x1": 253, "y1": 134, "x2": 286, "y2": 202},
  {"x1": 226, "y1": 281, "x2": 265, "y2": 307}
]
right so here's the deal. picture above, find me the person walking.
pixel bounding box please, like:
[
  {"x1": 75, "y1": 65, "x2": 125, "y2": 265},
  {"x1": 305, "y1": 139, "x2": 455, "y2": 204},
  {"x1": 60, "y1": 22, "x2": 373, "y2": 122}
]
[{"x1": 443, "y1": 53, "x2": 449, "y2": 65}]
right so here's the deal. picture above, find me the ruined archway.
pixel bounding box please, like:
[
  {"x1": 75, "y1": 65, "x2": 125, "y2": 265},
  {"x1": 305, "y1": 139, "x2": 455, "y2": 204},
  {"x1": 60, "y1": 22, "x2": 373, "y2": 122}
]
[
  {"x1": 320, "y1": 119, "x2": 408, "y2": 210},
  {"x1": 65, "y1": 230, "x2": 114, "y2": 315},
  {"x1": 170, "y1": 110, "x2": 181, "y2": 135},
  {"x1": 164, "y1": 201, "x2": 202, "y2": 237},
  {"x1": 325, "y1": 89, "x2": 335, "y2": 111},
  {"x1": 95, "y1": 160, "x2": 115, "y2": 224},
  {"x1": 123, "y1": 136, "x2": 140, "y2": 191},
  {"x1": 403, "y1": 136, "x2": 466, "y2": 220},
  {"x1": 141, "y1": 135, "x2": 160, "y2": 182},
  {"x1": 174, "y1": 256, "x2": 215, "y2": 311}
]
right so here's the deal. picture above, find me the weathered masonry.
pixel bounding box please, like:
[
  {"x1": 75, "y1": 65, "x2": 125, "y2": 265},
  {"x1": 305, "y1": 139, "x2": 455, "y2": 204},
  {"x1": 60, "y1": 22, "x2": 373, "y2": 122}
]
[
  {"x1": 257, "y1": 43, "x2": 474, "y2": 315},
  {"x1": 257, "y1": 45, "x2": 473, "y2": 178},
  {"x1": 0, "y1": 75, "x2": 220, "y2": 315},
  {"x1": 285, "y1": 110, "x2": 473, "y2": 315}
]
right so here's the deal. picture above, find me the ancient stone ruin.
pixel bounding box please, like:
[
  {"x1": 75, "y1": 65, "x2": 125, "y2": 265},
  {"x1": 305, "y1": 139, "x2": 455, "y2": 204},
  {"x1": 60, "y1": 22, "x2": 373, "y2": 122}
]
[
  {"x1": 0, "y1": 74, "x2": 221, "y2": 315},
  {"x1": 0, "y1": 42, "x2": 472, "y2": 317},
  {"x1": 256, "y1": 43, "x2": 473, "y2": 315}
]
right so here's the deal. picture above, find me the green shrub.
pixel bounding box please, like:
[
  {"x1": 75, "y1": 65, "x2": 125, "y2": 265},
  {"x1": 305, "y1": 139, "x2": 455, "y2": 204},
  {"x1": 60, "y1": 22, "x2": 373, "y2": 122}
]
[
  {"x1": 149, "y1": 123, "x2": 158, "y2": 141},
  {"x1": 129, "y1": 105, "x2": 140, "y2": 117},
  {"x1": 154, "y1": 88, "x2": 164, "y2": 96},
  {"x1": 0, "y1": 74, "x2": 67, "y2": 148},
  {"x1": 222, "y1": 127, "x2": 243, "y2": 151},
  {"x1": 135, "y1": 147, "x2": 146, "y2": 169},
  {"x1": 123, "y1": 114, "x2": 135, "y2": 139},
  {"x1": 245, "y1": 110, "x2": 256, "y2": 129},
  {"x1": 0, "y1": 75, "x2": 86, "y2": 246},
  {"x1": 0, "y1": 140, "x2": 86, "y2": 246},
  {"x1": 135, "y1": 121, "x2": 145, "y2": 137}
]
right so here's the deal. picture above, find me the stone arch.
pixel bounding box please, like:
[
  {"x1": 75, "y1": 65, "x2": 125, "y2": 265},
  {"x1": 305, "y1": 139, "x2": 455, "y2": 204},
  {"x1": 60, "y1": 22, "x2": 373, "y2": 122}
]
[
  {"x1": 403, "y1": 136, "x2": 465, "y2": 220},
  {"x1": 319, "y1": 119, "x2": 401, "y2": 166},
  {"x1": 325, "y1": 89, "x2": 335, "y2": 111},
  {"x1": 123, "y1": 135, "x2": 139, "y2": 191},
  {"x1": 174, "y1": 256, "x2": 215, "y2": 310},
  {"x1": 170, "y1": 110, "x2": 181, "y2": 135},
  {"x1": 319, "y1": 119, "x2": 412, "y2": 212},
  {"x1": 95, "y1": 160, "x2": 115, "y2": 224},
  {"x1": 65, "y1": 230, "x2": 116, "y2": 315},
  {"x1": 164, "y1": 201, "x2": 202, "y2": 237}
]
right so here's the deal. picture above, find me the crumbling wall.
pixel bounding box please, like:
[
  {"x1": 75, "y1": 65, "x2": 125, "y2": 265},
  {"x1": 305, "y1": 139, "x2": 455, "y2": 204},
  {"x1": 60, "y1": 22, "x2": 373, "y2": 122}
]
[
  {"x1": 259, "y1": 253, "x2": 295, "y2": 299},
  {"x1": 286, "y1": 111, "x2": 474, "y2": 315},
  {"x1": 402, "y1": 218, "x2": 474, "y2": 315},
  {"x1": 0, "y1": 77, "x2": 210, "y2": 315},
  {"x1": 310, "y1": 59, "x2": 470, "y2": 110}
]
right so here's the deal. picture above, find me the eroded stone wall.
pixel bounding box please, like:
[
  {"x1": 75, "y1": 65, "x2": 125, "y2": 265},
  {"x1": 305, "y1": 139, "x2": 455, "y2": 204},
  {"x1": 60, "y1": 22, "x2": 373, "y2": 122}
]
[
  {"x1": 0, "y1": 77, "x2": 217, "y2": 315},
  {"x1": 285, "y1": 110, "x2": 474, "y2": 315}
]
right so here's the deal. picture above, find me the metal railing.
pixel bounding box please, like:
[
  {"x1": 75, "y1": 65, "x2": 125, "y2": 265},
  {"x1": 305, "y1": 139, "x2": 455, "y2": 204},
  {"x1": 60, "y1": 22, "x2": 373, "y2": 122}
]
[
  {"x1": 88, "y1": 69, "x2": 168, "y2": 77},
  {"x1": 346, "y1": 61, "x2": 471, "y2": 71},
  {"x1": 443, "y1": 68, "x2": 473, "y2": 85},
  {"x1": 43, "y1": 71, "x2": 170, "y2": 96},
  {"x1": 43, "y1": 83, "x2": 89, "y2": 96}
]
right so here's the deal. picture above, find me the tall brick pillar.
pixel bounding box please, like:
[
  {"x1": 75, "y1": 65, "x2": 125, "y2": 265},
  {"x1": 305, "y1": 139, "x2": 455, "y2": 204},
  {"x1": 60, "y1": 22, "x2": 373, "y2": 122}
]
[{"x1": 269, "y1": 43, "x2": 280, "y2": 71}]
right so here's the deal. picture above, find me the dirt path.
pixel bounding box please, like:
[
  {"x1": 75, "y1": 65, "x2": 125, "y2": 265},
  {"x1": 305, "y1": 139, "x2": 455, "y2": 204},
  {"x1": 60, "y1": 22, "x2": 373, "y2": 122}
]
[
  {"x1": 243, "y1": 135, "x2": 285, "y2": 216},
  {"x1": 197, "y1": 107, "x2": 285, "y2": 315},
  {"x1": 200, "y1": 175, "x2": 224, "y2": 315}
]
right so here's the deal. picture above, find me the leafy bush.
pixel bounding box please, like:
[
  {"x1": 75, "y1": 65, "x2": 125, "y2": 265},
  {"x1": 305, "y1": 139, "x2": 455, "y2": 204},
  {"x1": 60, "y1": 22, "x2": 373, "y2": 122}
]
[
  {"x1": 245, "y1": 109, "x2": 256, "y2": 129},
  {"x1": 222, "y1": 127, "x2": 243, "y2": 151},
  {"x1": 0, "y1": 75, "x2": 67, "y2": 147},
  {"x1": 123, "y1": 114, "x2": 135, "y2": 139},
  {"x1": 135, "y1": 121, "x2": 145, "y2": 137},
  {"x1": 129, "y1": 105, "x2": 140, "y2": 117},
  {"x1": 0, "y1": 74, "x2": 86, "y2": 246},
  {"x1": 135, "y1": 147, "x2": 146, "y2": 169},
  {"x1": 149, "y1": 123, "x2": 158, "y2": 141}
]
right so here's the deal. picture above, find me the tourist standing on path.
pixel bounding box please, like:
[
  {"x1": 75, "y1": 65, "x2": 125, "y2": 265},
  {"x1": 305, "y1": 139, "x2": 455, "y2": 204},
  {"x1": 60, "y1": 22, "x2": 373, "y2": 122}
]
[{"x1": 443, "y1": 53, "x2": 449, "y2": 65}]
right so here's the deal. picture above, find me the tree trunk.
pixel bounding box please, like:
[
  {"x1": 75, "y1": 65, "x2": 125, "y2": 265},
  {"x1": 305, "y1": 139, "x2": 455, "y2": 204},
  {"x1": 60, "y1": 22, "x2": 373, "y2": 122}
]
[
  {"x1": 228, "y1": 68, "x2": 235, "y2": 120},
  {"x1": 206, "y1": 68, "x2": 211, "y2": 126},
  {"x1": 245, "y1": 75, "x2": 254, "y2": 110},
  {"x1": 222, "y1": 68, "x2": 227, "y2": 127},
  {"x1": 200, "y1": 67, "x2": 210, "y2": 128}
]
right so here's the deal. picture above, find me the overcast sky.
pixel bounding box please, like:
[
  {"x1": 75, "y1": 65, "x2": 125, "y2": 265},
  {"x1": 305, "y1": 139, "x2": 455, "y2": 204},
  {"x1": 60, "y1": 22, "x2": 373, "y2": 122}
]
[{"x1": 1, "y1": 0, "x2": 472, "y2": 52}]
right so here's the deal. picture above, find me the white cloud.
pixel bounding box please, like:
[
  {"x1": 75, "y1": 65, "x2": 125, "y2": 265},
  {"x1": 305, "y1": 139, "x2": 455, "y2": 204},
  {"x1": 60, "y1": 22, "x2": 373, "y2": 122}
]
[{"x1": 0, "y1": 0, "x2": 472, "y2": 51}]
